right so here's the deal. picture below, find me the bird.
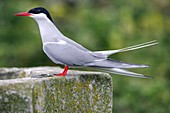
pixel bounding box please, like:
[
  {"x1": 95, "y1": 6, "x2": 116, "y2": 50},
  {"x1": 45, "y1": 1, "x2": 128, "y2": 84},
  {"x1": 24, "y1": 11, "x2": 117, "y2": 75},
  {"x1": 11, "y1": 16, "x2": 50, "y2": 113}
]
[{"x1": 14, "y1": 7, "x2": 158, "y2": 78}]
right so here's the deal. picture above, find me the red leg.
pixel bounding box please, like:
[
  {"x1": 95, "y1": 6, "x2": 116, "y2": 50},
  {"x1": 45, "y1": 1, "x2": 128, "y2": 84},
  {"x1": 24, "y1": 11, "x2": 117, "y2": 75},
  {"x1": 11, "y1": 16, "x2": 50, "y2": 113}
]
[{"x1": 56, "y1": 66, "x2": 69, "y2": 76}]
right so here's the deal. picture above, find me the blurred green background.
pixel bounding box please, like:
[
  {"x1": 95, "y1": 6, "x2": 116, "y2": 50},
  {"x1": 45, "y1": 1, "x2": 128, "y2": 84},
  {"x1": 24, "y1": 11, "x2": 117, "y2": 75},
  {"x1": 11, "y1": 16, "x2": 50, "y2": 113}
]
[{"x1": 0, "y1": 0, "x2": 169, "y2": 112}]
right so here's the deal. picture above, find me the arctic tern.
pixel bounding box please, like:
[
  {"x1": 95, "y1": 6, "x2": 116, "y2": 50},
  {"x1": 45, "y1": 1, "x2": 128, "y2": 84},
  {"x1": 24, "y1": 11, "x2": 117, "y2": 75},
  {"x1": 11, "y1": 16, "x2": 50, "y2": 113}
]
[{"x1": 15, "y1": 7, "x2": 158, "y2": 78}]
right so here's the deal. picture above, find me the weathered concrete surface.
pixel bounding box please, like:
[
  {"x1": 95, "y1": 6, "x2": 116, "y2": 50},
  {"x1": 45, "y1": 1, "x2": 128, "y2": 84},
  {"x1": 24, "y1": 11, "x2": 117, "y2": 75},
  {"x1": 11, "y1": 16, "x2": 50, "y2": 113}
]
[{"x1": 0, "y1": 67, "x2": 113, "y2": 113}]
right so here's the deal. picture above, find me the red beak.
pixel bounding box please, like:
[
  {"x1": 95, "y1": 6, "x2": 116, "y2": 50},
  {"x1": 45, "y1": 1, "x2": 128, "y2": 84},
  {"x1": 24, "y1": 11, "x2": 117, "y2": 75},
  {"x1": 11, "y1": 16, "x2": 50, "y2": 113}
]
[{"x1": 14, "y1": 12, "x2": 32, "y2": 16}]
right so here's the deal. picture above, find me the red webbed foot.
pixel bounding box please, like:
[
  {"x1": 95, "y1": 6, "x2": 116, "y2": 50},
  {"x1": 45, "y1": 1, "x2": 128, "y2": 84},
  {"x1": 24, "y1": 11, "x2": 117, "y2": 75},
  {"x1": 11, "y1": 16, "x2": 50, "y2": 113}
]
[{"x1": 55, "y1": 66, "x2": 68, "y2": 76}]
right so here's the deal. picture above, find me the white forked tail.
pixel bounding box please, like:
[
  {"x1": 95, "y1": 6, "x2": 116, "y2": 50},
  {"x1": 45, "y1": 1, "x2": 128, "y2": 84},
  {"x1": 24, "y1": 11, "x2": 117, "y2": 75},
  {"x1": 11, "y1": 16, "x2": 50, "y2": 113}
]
[{"x1": 94, "y1": 40, "x2": 159, "y2": 57}]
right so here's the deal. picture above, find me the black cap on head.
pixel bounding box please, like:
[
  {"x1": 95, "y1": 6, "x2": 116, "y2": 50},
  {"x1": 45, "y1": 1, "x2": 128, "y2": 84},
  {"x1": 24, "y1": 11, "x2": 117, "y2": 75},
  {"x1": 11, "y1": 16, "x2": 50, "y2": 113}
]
[{"x1": 28, "y1": 7, "x2": 54, "y2": 23}]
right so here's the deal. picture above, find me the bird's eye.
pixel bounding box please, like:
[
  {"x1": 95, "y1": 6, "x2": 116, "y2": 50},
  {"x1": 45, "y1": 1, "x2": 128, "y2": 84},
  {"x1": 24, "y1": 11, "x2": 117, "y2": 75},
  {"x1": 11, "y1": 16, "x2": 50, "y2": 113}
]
[
  {"x1": 36, "y1": 9, "x2": 41, "y2": 14},
  {"x1": 28, "y1": 8, "x2": 41, "y2": 14}
]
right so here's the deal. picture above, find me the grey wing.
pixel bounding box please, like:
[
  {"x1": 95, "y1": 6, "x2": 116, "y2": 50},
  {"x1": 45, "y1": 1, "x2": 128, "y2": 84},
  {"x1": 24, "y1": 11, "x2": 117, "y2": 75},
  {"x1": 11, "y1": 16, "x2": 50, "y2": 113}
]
[
  {"x1": 84, "y1": 58, "x2": 149, "y2": 68},
  {"x1": 62, "y1": 36, "x2": 90, "y2": 52},
  {"x1": 94, "y1": 67, "x2": 151, "y2": 78},
  {"x1": 43, "y1": 41, "x2": 97, "y2": 66}
]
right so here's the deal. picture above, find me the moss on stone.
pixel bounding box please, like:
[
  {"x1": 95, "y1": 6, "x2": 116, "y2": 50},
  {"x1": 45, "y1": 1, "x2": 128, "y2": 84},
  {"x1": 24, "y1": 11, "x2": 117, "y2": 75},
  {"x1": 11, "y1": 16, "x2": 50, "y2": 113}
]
[{"x1": 0, "y1": 67, "x2": 113, "y2": 113}]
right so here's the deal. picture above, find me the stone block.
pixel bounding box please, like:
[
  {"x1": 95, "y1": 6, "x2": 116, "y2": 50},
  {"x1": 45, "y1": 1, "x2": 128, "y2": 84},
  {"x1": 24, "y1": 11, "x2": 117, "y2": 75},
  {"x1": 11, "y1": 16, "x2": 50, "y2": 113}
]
[{"x1": 0, "y1": 67, "x2": 113, "y2": 113}]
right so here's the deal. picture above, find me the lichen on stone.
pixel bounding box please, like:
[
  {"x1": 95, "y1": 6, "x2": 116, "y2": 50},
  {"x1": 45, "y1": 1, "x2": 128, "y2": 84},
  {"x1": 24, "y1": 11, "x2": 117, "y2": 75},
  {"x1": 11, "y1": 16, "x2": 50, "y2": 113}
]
[{"x1": 0, "y1": 67, "x2": 113, "y2": 113}]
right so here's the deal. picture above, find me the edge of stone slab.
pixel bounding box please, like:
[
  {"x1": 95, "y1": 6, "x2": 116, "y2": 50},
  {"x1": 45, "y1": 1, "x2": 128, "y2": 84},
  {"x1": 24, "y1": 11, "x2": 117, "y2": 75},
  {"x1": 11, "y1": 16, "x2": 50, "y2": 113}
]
[{"x1": 0, "y1": 66, "x2": 112, "y2": 84}]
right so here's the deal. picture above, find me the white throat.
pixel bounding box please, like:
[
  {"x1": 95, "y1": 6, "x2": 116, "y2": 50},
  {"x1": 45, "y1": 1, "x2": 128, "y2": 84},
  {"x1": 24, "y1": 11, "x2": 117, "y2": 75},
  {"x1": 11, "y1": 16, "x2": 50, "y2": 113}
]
[{"x1": 32, "y1": 13, "x2": 64, "y2": 44}]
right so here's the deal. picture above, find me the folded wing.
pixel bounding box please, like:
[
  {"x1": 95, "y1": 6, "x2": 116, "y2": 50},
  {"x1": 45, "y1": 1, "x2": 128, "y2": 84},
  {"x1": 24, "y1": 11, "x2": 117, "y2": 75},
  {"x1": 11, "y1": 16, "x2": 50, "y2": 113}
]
[
  {"x1": 94, "y1": 67, "x2": 151, "y2": 78},
  {"x1": 43, "y1": 41, "x2": 97, "y2": 66}
]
